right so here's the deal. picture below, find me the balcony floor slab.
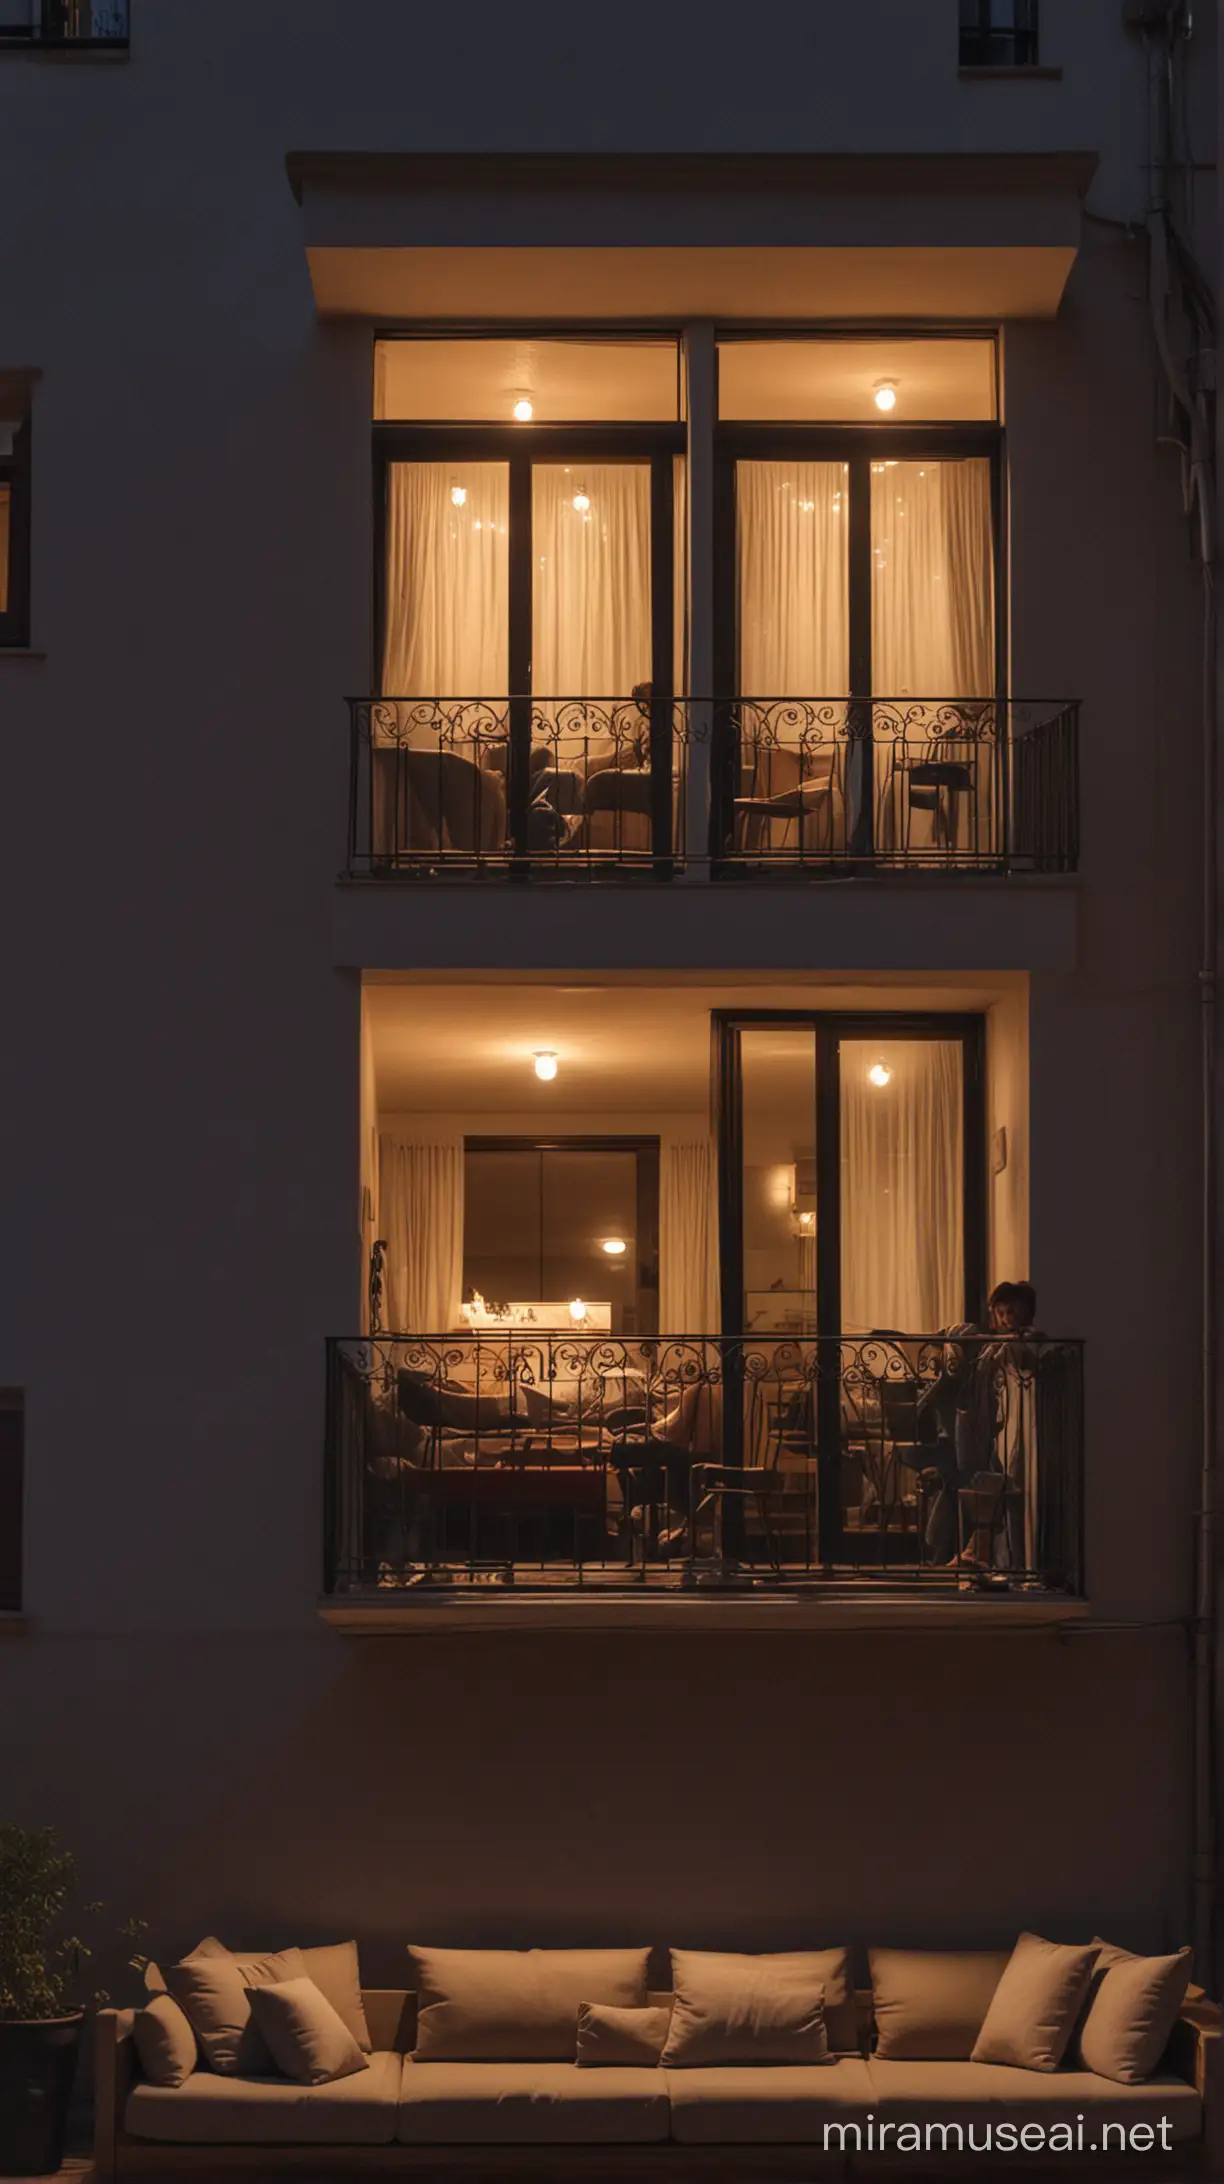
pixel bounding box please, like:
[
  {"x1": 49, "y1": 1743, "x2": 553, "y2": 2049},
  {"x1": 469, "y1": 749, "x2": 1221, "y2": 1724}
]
[
  {"x1": 335, "y1": 876, "x2": 1078, "y2": 974},
  {"x1": 319, "y1": 1586, "x2": 1090, "y2": 1635}
]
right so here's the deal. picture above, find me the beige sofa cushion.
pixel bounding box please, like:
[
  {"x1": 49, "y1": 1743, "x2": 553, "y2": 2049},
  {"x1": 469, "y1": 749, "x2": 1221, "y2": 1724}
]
[
  {"x1": 867, "y1": 2059, "x2": 1202, "y2": 2144},
  {"x1": 132, "y1": 1994, "x2": 198, "y2": 2089},
  {"x1": 408, "y1": 1946, "x2": 649, "y2": 2060},
  {"x1": 1076, "y1": 1940, "x2": 1193, "y2": 2084},
  {"x1": 297, "y1": 1942, "x2": 372, "y2": 2052},
  {"x1": 246, "y1": 1977, "x2": 369, "y2": 2086},
  {"x1": 576, "y1": 2001, "x2": 671, "y2": 2066},
  {"x1": 870, "y1": 1948, "x2": 1012, "y2": 2060},
  {"x1": 164, "y1": 1946, "x2": 306, "y2": 2075},
  {"x1": 125, "y1": 2050, "x2": 401, "y2": 2145},
  {"x1": 661, "y1": 1949, "x2": 827, "y2": 2067},
  {"x1": 666, "y1": 2058, "x2": 876, "y2": 2144},
  {"x1": 971, "y1": 1933, "x2": 1098, "y2": 2072},
  {"x1": 397, "y1": 2060, "x2": 669, "y2": 2143}
]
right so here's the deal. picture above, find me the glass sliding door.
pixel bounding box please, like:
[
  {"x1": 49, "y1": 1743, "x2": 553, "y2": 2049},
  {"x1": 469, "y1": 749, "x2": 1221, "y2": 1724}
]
[
  {"x1": 375, "y1": 423, "x2": 681, "y2": 865},
  {"x1": 716, "y1": 1013, "x2": 985, "y2": 1564},
  {"x1": 838, "y1": 1037, "x2": 965, "y2": 1336},
  {"x1": 375, "y1": 459, "x2": 512, "y2": 858},
  {"x1": 731, "y1": 460, "x2": 850, "y2": 859},
  {"x1": 870, "y1": 456, "x2": 997, "y2": 862},
  {"x1": 716, "y1": 426, "x2": 1000, "y2": 866}
]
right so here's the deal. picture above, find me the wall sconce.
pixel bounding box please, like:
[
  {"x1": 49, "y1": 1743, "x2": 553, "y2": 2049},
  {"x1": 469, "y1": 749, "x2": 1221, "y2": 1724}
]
[
  {"x1": 569, "y1": 1298, "x2": 588, "y2": 1324},
  {"x1": 533, "y1": 1051, "x2": 558, "y2": 1082}
]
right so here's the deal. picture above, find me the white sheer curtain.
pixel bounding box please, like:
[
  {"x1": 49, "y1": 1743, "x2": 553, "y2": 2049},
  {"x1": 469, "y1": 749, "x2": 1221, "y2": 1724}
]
[
  {"x1": 532, "y1": 463, "x2": 651, "y2": 696},
  {"x1": 360, "y1": 997, "x2": 381, "y2": 1333},
  {"x1": 870, "y1": 459, "x2": 993, "y2": 696},
  {"x1": 378, "y1": 1138, "x2": 465, "y2": 1333},
  {"x1": 840, "y1": 1041, "x2": 963, "y2": 1333},
  {"x1": 737, "y1": 461, "x2": 849, "y2": 693},
  {"x1": 659, "y1": 1141, "x2": 720, "y2": 1334},
  {"x1": 381, "y1": 463, "x2": 509, "y2": 742}
]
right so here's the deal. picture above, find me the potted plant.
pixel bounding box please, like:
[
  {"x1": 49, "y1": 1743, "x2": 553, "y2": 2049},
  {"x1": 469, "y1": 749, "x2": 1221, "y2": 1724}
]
[{"x1": 0, "y1": 1824, "x2": 143, "y2": 2177}]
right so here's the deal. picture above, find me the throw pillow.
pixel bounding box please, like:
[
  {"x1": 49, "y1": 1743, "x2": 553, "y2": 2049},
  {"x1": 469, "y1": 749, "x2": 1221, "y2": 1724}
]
[
  {"x1": 165, "y1": 1946, "x2": 306, "y2": 2075},
  {"x1": 575, "y1": 2001, "x2": 672, "y2": 2067},
  {"x1": 1077, "y1": 1940, "x2": 1193, "y2": 2084},
  {"x1": 970, "y1": 1932, "x2": 1100, "y2": 2072},
  {"x1": 245, "y1": 1977, "x2": 369, "y2": 2086},
  {"x1": 869, "y1": 1948, "x2": 1012, "y2": 2060},
  {"x1": 660, "y1": 1949, "x2": 828, "y2": 2067},
  {"x1": 409, "y1": 1946, "x2": 650, "y2": 2060},
  {"x1": 132, "y1": 1993, "x2": 198, "y2": 2088}
]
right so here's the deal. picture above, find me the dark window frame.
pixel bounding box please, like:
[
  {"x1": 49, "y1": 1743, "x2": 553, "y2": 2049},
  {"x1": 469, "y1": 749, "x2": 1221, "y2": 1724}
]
[
  {"x1": 0, "y1": 415, "x2": 31, "y2": 647},
  {"x1": 958, "y1": 0, "x2": 1039, "y2": 68},
  {"x1": 372, "y1": 422, "x2": 684, "y2": 702},
  {"x1": 711, "y1": 419, "x2": 1006, "y2": 858},
  {"x1": 463, "y1": 1134, "x2": 661, "y2": 1336}
]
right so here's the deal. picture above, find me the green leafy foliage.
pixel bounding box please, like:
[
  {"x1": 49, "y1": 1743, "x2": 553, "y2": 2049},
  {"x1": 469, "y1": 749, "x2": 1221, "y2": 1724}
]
[{"x1": 0, "y1": 1825, "x2": 145, "y2": 2021}]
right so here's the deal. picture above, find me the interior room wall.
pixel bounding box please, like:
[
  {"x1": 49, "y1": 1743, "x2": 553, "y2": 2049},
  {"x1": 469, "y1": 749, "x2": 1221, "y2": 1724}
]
[{"x1": 986, "y1": 986, "x2": 1030, "y2": 1291}]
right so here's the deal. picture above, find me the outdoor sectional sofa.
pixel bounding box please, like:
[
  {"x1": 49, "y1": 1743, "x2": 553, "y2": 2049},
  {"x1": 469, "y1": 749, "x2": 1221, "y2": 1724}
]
[{"x1": 94, "y1": 1947, "x2": 1224, "y2": 2181}]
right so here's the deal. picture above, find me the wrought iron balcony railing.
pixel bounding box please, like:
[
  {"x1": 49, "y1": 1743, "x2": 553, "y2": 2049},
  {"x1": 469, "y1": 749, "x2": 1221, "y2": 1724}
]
[
  {"x1": 344, "y1": 697, "x2": 1078, "y2": 880},
  {"x1": 0, "y1": 0, "x2": 127, "y2": 44},
  {"x1": 712, "y1": 698, "x2": 1079, "y2": 876},
  {"x1": 347, "y1": 697, "x2": 690, "y2": 878},
  {"x1": 325, "y1": 1332, "x2": 1084, "y2": 1600}
]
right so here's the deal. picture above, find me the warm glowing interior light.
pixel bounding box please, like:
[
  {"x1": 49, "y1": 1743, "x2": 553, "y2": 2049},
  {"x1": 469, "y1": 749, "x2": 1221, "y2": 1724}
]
[
  {"x1": 533, "y1": 1050, "x2": 558, "y2": 1081},
  {"x1": 572, "y1": 488, "x2": 590, "y2": 512},
  {"x1": 569, "y1": 1297, "x2": 587, "y2": 1323},
  {"x1": 450, "y1": 483, "x2": 467, "y2": 507},
  {"x1": 513, "y1": 397, "x2": 534, "y2": 422},
  {"x1": 868, "y1": 1061, "x2": 893, "y2": 1087},
  {"x1": 601, "y1": 1238, "x2": 627, "y2": 1256},
  {"x1": 873, "y1": 381, "x2": 898, "y2": 413}
]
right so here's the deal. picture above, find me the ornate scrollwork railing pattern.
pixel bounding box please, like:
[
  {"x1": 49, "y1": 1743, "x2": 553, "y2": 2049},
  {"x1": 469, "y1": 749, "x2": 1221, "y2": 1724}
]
[
  {"x1": 324, "y1": 1331, "x2": 1083, "y2": 1598},
  {"x1": 715, "y1": 697, "x2": 1078, "y2": 873},
  {"x1": 348, "y1": 696, "x2": 693, "y2": 875},
  {"x1": 345, "y1": 696, "x2": 1076, "y2": 879}
]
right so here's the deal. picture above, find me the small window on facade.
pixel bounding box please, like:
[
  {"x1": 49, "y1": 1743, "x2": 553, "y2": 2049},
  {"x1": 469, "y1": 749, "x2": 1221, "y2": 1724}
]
[
  {"x1": 0, "y1": 2, "x2": 128, "y2": 46},
  {"x1": 0, "y1": 1390, "x2": 23, "y2": 1613},
  {"x1": 959, "y1": 0, "x2": 1038, "y2": 67},
  {"x1": 374, "y1": 338, "x2": 682, "y2": 424},
  {"x1": 0, "y1": 394, "x2": 31, "y2": 646},
  {"x1": 717, "y1": 338, "x2": 998, "y2": 424}
]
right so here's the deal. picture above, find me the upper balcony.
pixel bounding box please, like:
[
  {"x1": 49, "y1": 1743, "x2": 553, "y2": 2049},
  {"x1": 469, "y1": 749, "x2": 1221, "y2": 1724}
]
[
  {"x1": 0, "y1": 0, "x2": 127, "y2": 46},
  {"x1": 344, "y1": 693, "x2": 1078, "y2": 881},
  {"x1": 345, "y1": 334, "x2": 1081, "y2": 893}
]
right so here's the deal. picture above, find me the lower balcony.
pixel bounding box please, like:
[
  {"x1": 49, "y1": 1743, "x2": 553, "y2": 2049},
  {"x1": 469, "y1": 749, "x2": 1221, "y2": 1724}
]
[
  {"x1": 344, "y1": 696, "x2": 1078, "y2": 882},
  {"x1": 322, "y1": 1331, "x2": 1085, "y2": 1630}
]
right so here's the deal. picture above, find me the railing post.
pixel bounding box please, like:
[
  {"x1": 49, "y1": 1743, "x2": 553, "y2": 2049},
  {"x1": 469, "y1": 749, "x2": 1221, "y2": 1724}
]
[
  {"x1": 508, "y1": 695, "x2": 532, "y2": 869},
  {"x1": 682, "y1": 324, "x2": 716, "y2": 876}
]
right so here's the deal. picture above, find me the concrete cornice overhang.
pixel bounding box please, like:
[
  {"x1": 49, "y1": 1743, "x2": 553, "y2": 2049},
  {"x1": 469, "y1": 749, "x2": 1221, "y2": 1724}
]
[{"x1": 286, "y1": 149, "x2": 1098, "y2": 321}]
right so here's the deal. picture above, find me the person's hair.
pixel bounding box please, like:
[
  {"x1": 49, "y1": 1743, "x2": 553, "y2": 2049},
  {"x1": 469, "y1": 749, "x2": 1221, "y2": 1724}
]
[{"x1": 989, "y1": 1279, "x2": 1036, "y2": 1325}]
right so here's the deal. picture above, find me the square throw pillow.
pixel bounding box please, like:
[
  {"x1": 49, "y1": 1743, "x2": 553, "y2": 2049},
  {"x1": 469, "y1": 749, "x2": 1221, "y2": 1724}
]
[
  {"x1": 244, "y1": 1977, "x2": 369, "y2": 2086},
  {"x1": 869, "y1": 1948, "x2": 1012, "y2": 2060},
  {"x1": 575, "y1": 2001, "x2": 672, "y2": 2067},
  {"x1": 970, "y1": 1933, "x2": 1100, "y2": 2072},
  {"x1": 1076, "y1": 1940, "x2": 1193, "y2": 2084},
  {"x1": 660, "y1": 1950, "x2": 828, "y2": 2067},
  {"x1": 205, "y1": 1938, "x2": 371, "y2": 2052},
  {"x1": 409, "y1": 1946, "x2": 650, "y2": 2061},
  {"x1": 165, "y1": 1946, "x2": 306, "y2": 2075},
  {"x1": 132, "y1": 1993, "x2": 198, "y2": 2088}
]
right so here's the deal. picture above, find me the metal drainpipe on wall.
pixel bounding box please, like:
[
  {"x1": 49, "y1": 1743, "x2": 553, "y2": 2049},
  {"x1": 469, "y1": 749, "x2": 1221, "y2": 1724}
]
[{"x1": 1139, "y1": 0, "x2": 1219, "y2": 1991}]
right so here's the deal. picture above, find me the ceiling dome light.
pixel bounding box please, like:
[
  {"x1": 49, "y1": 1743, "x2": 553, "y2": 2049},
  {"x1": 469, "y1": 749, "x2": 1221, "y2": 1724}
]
[
  {"x1": 533, "y1": 1050, "x2": 558, "y2": 1081},
  {"x1": 572, "y1": 488, "x2": 591, "y2": 513},
  {"x1": 513, "y1": 397, "x2": 534, "y2": 422},
  {"x1": 601, "y1": 1238, "x2": 627, "y2": 1256},
  {"x1": 868, "y1": 1061, "x2": 892, "y2": 1088},
  {"x1": 873, "y1": 381, "x2": 898, "y2": 413},
  {"x1": 450, "y1": 483, "x2": 467, "y2": 507}
]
